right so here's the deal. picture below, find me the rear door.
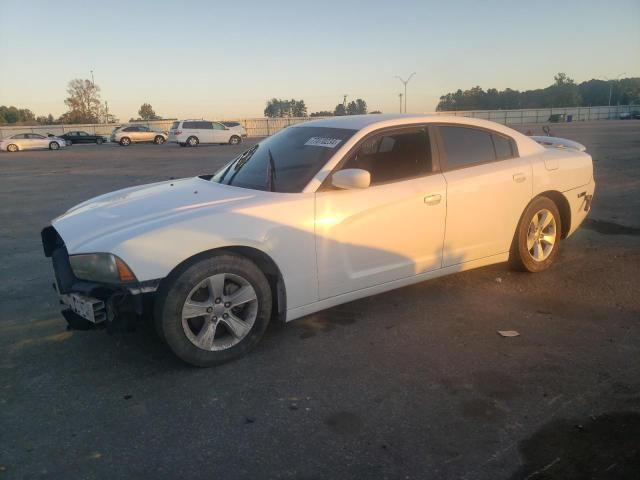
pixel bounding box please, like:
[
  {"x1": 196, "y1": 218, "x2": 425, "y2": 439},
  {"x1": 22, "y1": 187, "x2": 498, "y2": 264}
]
[
  {"x1": 29, "y1": 134, "x2": 49, "y2": 149},
  {"x1": 198, "y1": 121, "x2": 215, "y2": 143},
  {"x1": 77, "y1": 131, "x2": 90, "y2": 143},
  {"x1": 136, "y1": 126, "x2": 153, "y2": 142},
  {"x1": 436, "y1": 125, "x2": 532, "y2": 266}
]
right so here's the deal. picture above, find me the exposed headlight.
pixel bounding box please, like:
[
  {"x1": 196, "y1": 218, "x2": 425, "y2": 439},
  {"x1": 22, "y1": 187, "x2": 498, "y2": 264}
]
[{"x1": 69, "y1": 253, "x2": 137, "y2": 283}]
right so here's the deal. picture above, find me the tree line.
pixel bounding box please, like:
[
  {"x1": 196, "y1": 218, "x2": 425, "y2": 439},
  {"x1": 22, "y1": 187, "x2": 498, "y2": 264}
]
[
  {"x1": 264, "y1": 97, "x2": 378, "y2": 118},
  {"x1": 437, "y1": 73, "x2": 640, "y2": 111},
  {"x1": 0, "y1": 78, "x2": 162, "y2": 126}
]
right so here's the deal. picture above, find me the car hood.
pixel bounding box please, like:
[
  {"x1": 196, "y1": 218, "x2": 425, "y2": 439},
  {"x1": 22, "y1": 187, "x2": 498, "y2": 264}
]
[{"x1": 53, "y1": 177, "x2": 259, "y2": 252}]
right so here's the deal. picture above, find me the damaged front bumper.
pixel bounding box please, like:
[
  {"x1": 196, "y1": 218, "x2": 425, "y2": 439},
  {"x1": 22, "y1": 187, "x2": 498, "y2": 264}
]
[{"x1": 42, "y1": 226, "x2": 160, "y2": 331}]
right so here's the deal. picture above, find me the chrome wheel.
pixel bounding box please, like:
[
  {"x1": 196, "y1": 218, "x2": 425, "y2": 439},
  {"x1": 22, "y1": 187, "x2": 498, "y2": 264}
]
[
  {"x1": 181, "y1": 273, "x2": 258, "y2": 351},
  {"x1": 49, "y1": 142, "x2": 60, "y2": 150},
  {"x1": 187, "y1": 136, "x2": 198, "y2": 147},
  {"x1": 7, "y1": 144, "x2": 18, "y2": 152},
  {"x1": 527, "y1": 209, "x2": 557, "y2": 262}
]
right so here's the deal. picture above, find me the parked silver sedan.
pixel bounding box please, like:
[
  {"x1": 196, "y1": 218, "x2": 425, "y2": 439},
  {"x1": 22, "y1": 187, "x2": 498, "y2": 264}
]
[
  {"x1": 111, "y1": 125, "x2": 168, "y2": 146},
  {"x1": 0, "y1": 133, "x2": 67, "y2": 152}
]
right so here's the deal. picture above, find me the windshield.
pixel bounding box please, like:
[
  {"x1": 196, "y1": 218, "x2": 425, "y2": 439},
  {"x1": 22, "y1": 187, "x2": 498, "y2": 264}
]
[{"x1": 211, "y1": 126, "x2": 356, "y2": 193}]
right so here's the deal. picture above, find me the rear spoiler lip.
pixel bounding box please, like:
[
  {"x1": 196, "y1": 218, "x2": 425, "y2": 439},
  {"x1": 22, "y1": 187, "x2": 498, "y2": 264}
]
[{"x1": 530, "y1": 135, "x2": 586, "y2": 152}]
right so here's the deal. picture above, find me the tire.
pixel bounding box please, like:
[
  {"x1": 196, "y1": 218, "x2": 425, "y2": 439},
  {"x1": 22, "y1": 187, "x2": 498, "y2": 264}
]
[
  {"x1": 155, "y1": 253, "x2": 272, "y2": 367},
  {"x1": 96, "y1": 138, "x2": 104, "y2": 145},
  {"x1": 229, "y1": 135, "x2": 241, "y2": 145},
  {"x1": 186, "y1": 136, "x2": 199, "y2": 147},
  {"x1": 509, "y1": 196, "x2": 562, "y2": 273},
  {"x1": 49, "y1": 141, "x2": 60, "y2": 150},
  {"x1": 154, "y1": 135, "x2": 165, "y2": 145},
  {"x1": 120, "y1": 137, "x2": 131, "y2": 146},
  {"x1": 7, "y1": 144, "x2": 18, "y2": 152}
]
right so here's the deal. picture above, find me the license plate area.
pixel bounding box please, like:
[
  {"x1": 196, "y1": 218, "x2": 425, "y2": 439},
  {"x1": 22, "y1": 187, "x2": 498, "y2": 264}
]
[{"x1": 60, "y1": 293, "x2": 107, "y2": 323}]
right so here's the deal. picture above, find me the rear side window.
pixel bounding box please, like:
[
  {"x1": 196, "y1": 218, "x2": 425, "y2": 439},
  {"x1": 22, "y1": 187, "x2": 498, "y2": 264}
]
[
  {"x1": 439, "y1": 126, "x2": 496, "y2": 169},
  {"x1": 123, "y1": 127, "x2": 136, "y2": 132},
  {"x1": 492, "y1": 134, "x2": 516, "y2": 160},
  {"x1": 212, "y1": 122, "x2": 225, "y2": 130},
  {"x1": 198, "y1": 121, "x2": 213, "y2": 129},
  {"x1": 183, "y1": 121, "x2": 198, "y2": 129},
  {"x1": 223, "y1": 122, "x2": 239, "y2": 127}
]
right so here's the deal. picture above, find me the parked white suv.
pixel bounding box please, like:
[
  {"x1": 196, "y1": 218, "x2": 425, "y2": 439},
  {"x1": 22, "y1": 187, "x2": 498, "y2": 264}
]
[
  {"x1": 169, "y1": 120, "x2": 243, "y2": 147},
  {"x1": 111, "y1": 125, "x2": 168, "y2": 146}
]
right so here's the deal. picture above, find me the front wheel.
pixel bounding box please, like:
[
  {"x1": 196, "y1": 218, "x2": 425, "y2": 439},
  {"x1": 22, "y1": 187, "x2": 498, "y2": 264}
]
[
  {"x1": 510, "y1": 196, "x2": 561, "y2": 273},
  {"x1": 154, "y1": 135, "x2": 165, "y2": 145},
  {"x1": 7, "y1": 144, "x2": 18, "y2": 152},
  {"x1": 96, "y1": 138, "x2": 104, "y2": 145},
  {"x1": 155, "y1": 253, "x2": 272, "y2": 367},
  {"x1": 49, "y1": 141, "x2": 60, "y2": 150},
  {"x1": 120, "y1": 137, "x2": 131, "y2": 146}
]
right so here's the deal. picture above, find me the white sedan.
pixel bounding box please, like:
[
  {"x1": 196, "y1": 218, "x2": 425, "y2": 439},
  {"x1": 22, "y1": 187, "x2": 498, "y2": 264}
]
[
  {"x1": 42, "y1": 114, "x2": 594, "y2": 366},
  {"x1": 1, "y1": 133, "x2": 67, "y2": 152}
]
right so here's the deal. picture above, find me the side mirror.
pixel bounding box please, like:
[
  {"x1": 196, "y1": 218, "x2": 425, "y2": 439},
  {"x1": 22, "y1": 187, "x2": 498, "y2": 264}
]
[{"x1": 332, "y1": 169, "x2": 370, "y2": 190}]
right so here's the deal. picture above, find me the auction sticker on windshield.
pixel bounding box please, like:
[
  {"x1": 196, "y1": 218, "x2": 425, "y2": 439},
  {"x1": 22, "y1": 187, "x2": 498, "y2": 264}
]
[{"x1": 304, "y1": 137, "x2": 342, "y2": 148}]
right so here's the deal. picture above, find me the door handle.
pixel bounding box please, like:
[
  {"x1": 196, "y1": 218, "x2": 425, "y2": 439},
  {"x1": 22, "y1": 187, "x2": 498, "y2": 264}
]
[
  {"x1": 424, "y1": 194, "x2": 442, "y2": 206},
  {"x1": 513, "y1": 173, "x2": 527, "y2": 183}
]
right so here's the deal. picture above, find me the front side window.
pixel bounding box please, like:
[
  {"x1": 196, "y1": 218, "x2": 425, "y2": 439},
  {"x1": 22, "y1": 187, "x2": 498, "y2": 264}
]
[
  {"x1": 341, "y1": 129, "x2": 432, "y2": 185},
  {"x1": 29, "y1": 134, "x2": 45, "y2": 139},
  {"x1": 212, "y1": 122, "x2": 225, "y2": 130},
  {"x1": 212, "y1": 126, "x2": 356, "y2": 193},
  {"x1": 123, "y1": 127, "x2": 136, "y2": 132},
  {"x1": 12, "y1": 134, "x2": 27, "y2": 139},
  {"x1": 78, "y1": 131, "x2": 88, "y2": 136},
  {"x1": 138, "y1": 126, "x2": 149, "y2": 132},
  {"x1": 198, "y1": 121, "x2": 213, "y2": 129}
]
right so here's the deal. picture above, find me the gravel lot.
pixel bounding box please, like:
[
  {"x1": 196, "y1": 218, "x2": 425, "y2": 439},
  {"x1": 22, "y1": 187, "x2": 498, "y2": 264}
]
[{"x1": 1, "y1": 121, "x2": 639, "y2": 479}]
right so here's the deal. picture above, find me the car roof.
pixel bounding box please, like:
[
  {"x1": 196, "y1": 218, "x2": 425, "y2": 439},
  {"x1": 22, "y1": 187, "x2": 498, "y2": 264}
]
[{"x1": 292, "y1": 113, "x2": 544, "y2": 155}]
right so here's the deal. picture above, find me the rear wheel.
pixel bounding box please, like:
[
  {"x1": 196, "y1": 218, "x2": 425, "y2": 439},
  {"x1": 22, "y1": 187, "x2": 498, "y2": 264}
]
[
  {"x1": 155, "y1": 253, "x2": 272, "y2": 367},
  {"x1": 7, "y1": 144, "x2": 18, "y2": 152},
  {"x1": 186, "y1": 136, "x2": 199, "y2": 147},
  {"x1": 229, "y1": 135, "x2": 241, "y2": 145},
  {"x1": 119, "y1": 137, "x2": 131, "y2": 146},
  {"x1": 96, "y1": 138, "x2": 104, "y2": 145},
  {"x1": 510, "y1": 196, "x2": 561, "y2": 273},
  {"x1": 154, "y1": 135, "x2": 165, "y2": 145},
  {"x1": 49, "y1": 141, "x2": 60, "y2": 150}
]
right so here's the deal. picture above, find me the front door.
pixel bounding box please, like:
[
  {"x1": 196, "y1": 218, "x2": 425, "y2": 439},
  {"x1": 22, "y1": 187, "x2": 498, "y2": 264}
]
[{"x1": 315, "y1": 127, "x2": 446, "y2": 299}]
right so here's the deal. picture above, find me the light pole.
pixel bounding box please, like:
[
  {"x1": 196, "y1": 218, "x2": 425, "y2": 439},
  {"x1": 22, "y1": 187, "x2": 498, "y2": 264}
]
[
  {"x1": 601, "y1": 72, "x2": 626, "y2": 106},
  {"x1": 395, "y1": 72, "x2": 416, "y2": 113}
]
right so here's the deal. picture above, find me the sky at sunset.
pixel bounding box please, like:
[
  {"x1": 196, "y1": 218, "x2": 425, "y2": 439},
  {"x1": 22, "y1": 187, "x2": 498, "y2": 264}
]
[{"x1": 1, "y1": 0, "x2": 638, "y2": 121}]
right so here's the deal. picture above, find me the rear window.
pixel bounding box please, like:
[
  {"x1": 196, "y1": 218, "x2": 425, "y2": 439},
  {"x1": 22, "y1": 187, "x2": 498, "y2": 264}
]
[
  {"x1": 212, "y1": 126, "x2": 356, "y2": 193},
  {"x1": 170, "y1": 121, "x2": 180, "y2": 130}
]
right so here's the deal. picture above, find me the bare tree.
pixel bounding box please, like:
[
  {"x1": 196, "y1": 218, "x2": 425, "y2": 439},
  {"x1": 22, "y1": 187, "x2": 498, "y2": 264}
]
[{"x1": 63, "y1": 79, "x2": 103, "y2": 123}]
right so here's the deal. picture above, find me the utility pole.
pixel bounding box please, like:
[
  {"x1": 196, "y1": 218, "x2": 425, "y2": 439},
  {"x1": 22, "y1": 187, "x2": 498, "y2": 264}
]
[
  {"x1": 105, "y1": 101, "x2": 109, "y2": 124},
  {"x1": 398, "y1": 93, "x2": 403, "y2": 113},
  {"x1": 343, "y1": 94, "x2": 348, "y2": 111},
  {"x1": 395, "y1": 72, "x2": 416, "y2": 113},
  {"x1": 90, "y1": 70, "x2": 95, "y2": 87}
]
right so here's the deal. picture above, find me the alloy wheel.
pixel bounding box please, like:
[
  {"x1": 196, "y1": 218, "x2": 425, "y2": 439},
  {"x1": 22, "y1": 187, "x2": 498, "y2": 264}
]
[
  {"x1": 527, "y1": 209, "x2": 557, "y2": 261},
  {"x1": 181, "y1": 273, "x2": 258, "y2": 351}
]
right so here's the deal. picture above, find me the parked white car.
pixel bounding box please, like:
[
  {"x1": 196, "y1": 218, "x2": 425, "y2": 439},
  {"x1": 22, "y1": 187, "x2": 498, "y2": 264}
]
[
  {"x1": 111, "y1": 125, "x2": 168, "y2": 146},
  {"x1": 1, "y1": 133, "x2": 67, "y2": 152},
  {"x1": 221, "y1": 121, "x2": 248, "y2": 138},
  {"x1": 168, "y1": 120, "x2": 243, "y2": 147},
  {"x1": 42, "y1": 114, "x2": 594, "y2": 366}
]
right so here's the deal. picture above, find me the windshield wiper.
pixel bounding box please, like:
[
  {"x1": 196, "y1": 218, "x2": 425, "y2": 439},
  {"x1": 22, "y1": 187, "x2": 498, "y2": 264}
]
[{"x1": 266, "y1": 148, "x2": 277, "y2": 192}]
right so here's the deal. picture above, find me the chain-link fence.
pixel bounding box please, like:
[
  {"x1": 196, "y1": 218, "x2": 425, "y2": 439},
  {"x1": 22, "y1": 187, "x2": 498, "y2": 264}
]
[{"x1": 1, "y1": 105, "x2": 637, "y2": 139}]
